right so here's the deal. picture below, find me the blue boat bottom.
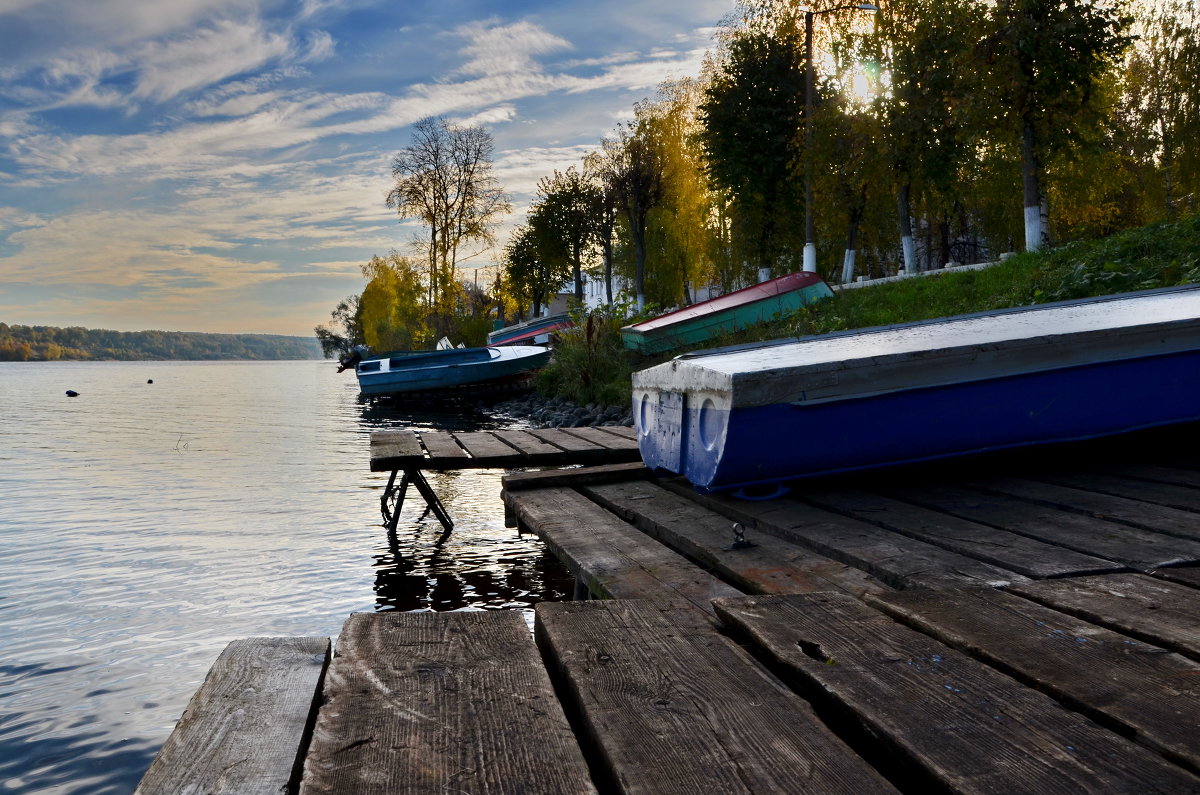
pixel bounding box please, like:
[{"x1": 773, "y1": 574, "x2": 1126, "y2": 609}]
[{"x1": 637, "y1": 350, "x2": 1200, "y2": 492}]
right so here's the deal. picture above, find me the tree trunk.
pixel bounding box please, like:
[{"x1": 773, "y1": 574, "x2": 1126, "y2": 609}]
[
  {"x1": 843, "y1": 184, "x2": 867, "y2": 284},
  {"x1": 634, "y1": 220, "x2": 647, "y2": 311},
  {"x1": 1021, "y1": 119, "x2": 1042, "y2": 252},
  {"x1": 898, "y1": 182, "x2": 916, "y2": 275}
]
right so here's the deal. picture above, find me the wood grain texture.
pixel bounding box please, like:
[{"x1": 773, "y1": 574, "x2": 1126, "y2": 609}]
[
  {"x1": 416, "y1": 430, "x2": 468, "y2": 460},
  {"x1": 679, "y1": 489, "x2": 1026, "y2": 590},
  {"x1": 1037, "y1": 470, "x2": 1200, "y2": 512},
  {"x1": 804, "y1": 488, "x2": 1120, "y2": 578},
  {"x1": 1099, "y1": 464, "x2": 1200, "y2": 490},
  {"x1": 136, "y1": 637, "x2": 329, "y2": 795},
  {"x1": 891, "y1": 482, "x2": 1200, "y2": 571},
  {"x1": 715, "y1": 593, "x2": 1200, "y2": 794},
  {"x1": 501, "y1": 462, "x2": 650, "y2": 492},
  {"x1": 526, "y1": 428, "x2": 606, "y2": 453},
  {"x1": 585, "y1": 480, "x2": 889, "y2": 598},
  {"x1": 453, "y1": 430, "x2": 525, "y2": 461},
  {"x1": 536, "y1": 599, "x2": 897, "y2": 795},
  {"x1": 592, "y1": 425, "x2": 637, "y2": 440},
  {"x1": 557, "y1": 426, "x2": 640, "y2": 451},
  {"x1": 1009, "y1": 573, "x2": 1200, "y2": 661},
  {"x1": 969, "y1": 476, "x2": 1200, "y2": 541},
  {"x1": 491, "y1": 429, "x2": 565, "y2": 456},
  {"x1": 300, "y1": 611, "x2": 595, "y2": 795},
  {"x1": 505, "y1": 486, "x2": 740, "y2": 614},
  {"x1": 870, "y1": 587, "x2": 1200, "y2": 773},
  {"x1": 1155, "y1": 565, "x2": 1200, "y2": 589},
  {"x1": 369, "y1": 431, "x2": 425, "y2": 471}
]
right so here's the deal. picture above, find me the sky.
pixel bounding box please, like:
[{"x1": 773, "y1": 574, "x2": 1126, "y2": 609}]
[{"x1": 0, "y1": 0, "x2": 734, "y2": 336}]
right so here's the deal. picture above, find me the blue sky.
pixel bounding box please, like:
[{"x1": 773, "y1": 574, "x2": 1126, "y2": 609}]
[{"x1": 0, "y1": 0, "x2": 733, "y2": 335}]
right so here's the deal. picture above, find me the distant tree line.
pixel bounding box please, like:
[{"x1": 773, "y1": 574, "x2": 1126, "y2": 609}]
[{"x1": 0, "y1": 322, "x2": 321, "y2": 362}]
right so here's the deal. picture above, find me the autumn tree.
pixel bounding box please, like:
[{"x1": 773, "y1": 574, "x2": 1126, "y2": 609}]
[
  {"x1": 979, "y1": 0, "x2": 1132, "y2": 252},
  {"x1": 314, "y1": 294, "x2": 362, "y2": 358},
  {"x1": 500, "y1": 225, "x2": 570, "y2": 319},
  {"x1": 641, "y1": 78, "x2": 717, "y2": 306},
  {"x1": 1121, "y1": 0, "x2": 1200, "y2": 220},
  {"x1": 698, "y1": 26, "x2": 806, "y2": 275},
  {"x1": 593, "y1": 120, "x2": 665, "y2": 310},
  {"x1": 357, "y1": 253, "x2": 428, "y2": 352},
  {"x1": 582, "y1": 151, "x2": 621, "y2": 304},
  {"x1": 386, "y1": 117, "x2": 511, "y2": 312},
  {"x1": 528, "y1": 167, "x2": 602, "y2": 303}
]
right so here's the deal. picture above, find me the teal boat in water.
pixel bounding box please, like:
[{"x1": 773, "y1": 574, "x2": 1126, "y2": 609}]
[
  {"x1": 354, "y1": 345, "x2": 551, "y2": 397},
  {"x1": 620, "y1": 271, "x2": 834, "y2": 355}
]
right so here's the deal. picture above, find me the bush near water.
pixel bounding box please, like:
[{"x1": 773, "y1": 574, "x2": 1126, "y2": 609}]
[{"x1": 534, "y1": 213, "x2": 1200, "y2": 411}]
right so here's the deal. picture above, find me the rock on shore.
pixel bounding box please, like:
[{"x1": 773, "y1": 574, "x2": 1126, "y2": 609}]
[{"x1": 489, "y1": 393, "x2": 633, "y2": 428}]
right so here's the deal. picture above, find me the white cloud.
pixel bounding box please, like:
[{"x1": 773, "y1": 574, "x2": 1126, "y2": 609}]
[
  {"x1": 452, "y1": 20, "x2": 571, "y2": 78},
  {"x1": 132, "y1": 18, "x2": 295, "y2": 102}
]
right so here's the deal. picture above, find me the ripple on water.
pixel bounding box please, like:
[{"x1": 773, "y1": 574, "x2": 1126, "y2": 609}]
[{"x1": 0, "y1": 361, "x2": 573, "y2": 793}]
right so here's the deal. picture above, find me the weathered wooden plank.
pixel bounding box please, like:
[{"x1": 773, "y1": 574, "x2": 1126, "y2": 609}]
[
  {"x1": 1036, "y1": 470, "x2": 1200, "y2": 513},
  {"x1": 369, "y1": 431, "x2": 425, "y2": 471},
  {"x1": 557, "y1": 426, "x2": 641, "y2": 451},
  {"x1": 1154, "y1": 565, "x2": 1200, "y2": 589},
  {"x1": 1009, "y1": 573, "x2": 1200, "y2": 661},
  {"x1": 970, "y1": 476, "x2": 1200, "y2": 541},
  {"x1": 136, "y1": 637, "x2": 329, "y2": 795},
  {"x1": 505, "y1": 486, "x2": 740, "y2": 615},
  {"x1": 1100, "y1": 463, "x2": 1200, "y2": 490},
  {"x1": 676, "y1": 487, "x2": 1026, "y2": 590},
  {"x1": 536, "y1": 600, "x2": 897, "y2": 795},
  {"x1": 301, "y1": 612, "x2": 595, "y2": 795},
  {"x1": 583, "y1": 480, "x2": 889, "y2": 598},
  {"x1": 715, "y1": 593, "x2": 1200, "y2": 794},
  {"x1": 593, "y1": 424, "x2": 637, "y2": 440},
  {"x1": 502, "y1": 462, "x2": 650, "y2": 492},
  {"x1": 526, "y1": 427, "x2": 606, "y2": 453},
  {"x1": 892, "y1": 483, "x2": 1200, "y2": 571},
  {"x1": 804, "y1": 488, "x2": 1120, "y2": 579},
  {"x1": 416, "y1": 430, "x2": 469, "y2": 461},
  {"x1": 492, "y1": 429, "x2": 565, "y2": 456},
  {"x1": 453, "y1": 430, "x2": 528, "y2": 461},
  {"x1": 870, "y1": 587, "x2": 1200, "y2": 773}
]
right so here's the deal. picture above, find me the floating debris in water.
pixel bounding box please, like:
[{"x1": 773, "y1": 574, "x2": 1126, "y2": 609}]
[{"x1": 65, "y1": 390, "x2": 79, "y2": 397}]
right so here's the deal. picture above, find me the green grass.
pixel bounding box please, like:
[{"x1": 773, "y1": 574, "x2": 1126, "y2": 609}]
[{"x1": 537, "y1": 213, "x2": 1200, "y2": 406}]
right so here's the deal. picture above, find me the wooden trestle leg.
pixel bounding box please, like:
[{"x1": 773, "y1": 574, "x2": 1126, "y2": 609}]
[{"x1": 382, "y1": 468, "x2": 454, "y2": 541}]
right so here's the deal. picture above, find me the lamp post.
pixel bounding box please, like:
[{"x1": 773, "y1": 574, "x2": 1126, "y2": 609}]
[{"x1": 803, "y1": 3, "x2": 878, "y2": 273}]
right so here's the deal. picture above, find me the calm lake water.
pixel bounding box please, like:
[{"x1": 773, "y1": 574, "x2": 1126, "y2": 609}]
[{"x1": 0, "y1": 360, "x2": 574, "y2": 794}]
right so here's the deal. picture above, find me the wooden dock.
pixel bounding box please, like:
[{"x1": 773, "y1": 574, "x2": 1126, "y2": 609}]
[
  {"x1": 139, "y1": 428, "x2": 1200, "y2": 793},
  {"x1": 368, "y1": 426, "x2": 641, "y2": 537}
]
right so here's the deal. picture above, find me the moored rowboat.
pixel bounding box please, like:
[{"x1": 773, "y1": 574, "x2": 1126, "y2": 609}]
[
  {"x1": 633, "y1": 285, "x2": 1200, "y2": 491},
  {"x1": 356, "y1": 345, "x2": 551, "y2": 397}
]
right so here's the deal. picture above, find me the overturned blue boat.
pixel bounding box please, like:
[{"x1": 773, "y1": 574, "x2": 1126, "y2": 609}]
[
  {"x1": 355, "y1": 345, "x2": 551, "y2": 397},
  {"x1": 633, "y1": 285, "x2": 1200, "y2": 492}
]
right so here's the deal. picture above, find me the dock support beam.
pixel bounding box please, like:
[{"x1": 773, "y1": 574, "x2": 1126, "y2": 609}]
[{"x1": 381, "y1": 468, "x2": 454, "y2": 542}]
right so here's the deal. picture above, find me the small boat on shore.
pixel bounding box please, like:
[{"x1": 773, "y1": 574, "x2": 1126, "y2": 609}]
[
  {"x1": 487, "y1": 313, "x2": 573, "y2": 346},
  {"x1": 620, "y1": 271, "x2": 834, "y2": 355},
  {"x1": 633, "y1": 285, "x2": 1200, "y2": 492},
  {"x1": 355, "y1": 345, "x2": 552, "y2": 398}
]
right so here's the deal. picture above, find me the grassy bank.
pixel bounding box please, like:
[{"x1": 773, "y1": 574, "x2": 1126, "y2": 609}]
[{"x1": 537, "y1": 213, "x2": 1200, "y2": 406}]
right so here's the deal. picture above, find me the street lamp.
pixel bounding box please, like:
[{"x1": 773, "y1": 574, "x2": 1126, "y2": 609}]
[{"x1": 803, "y1": 2, "x2": 878, "y2": 274}]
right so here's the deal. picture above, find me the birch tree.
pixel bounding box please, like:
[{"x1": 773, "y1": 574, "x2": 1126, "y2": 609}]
[{"x1": 386, "y1": 117, "x2": 510, "y2": 311}]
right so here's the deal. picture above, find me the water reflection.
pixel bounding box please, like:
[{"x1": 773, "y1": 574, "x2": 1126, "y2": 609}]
[{"x1": 0, "y1": 361, "x2": 572, "y2": 794}]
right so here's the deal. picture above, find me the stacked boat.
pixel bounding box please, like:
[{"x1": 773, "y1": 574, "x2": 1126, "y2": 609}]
[
  {"x1": 487, "y1": 313, "x2": 573, "y2": 346},
  {"x1": 633, "y1": 285, "x2": 1200, "y2": 492},
  {"x1": 620, "y1": 271, "x2": 834, "y2": 355}
]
